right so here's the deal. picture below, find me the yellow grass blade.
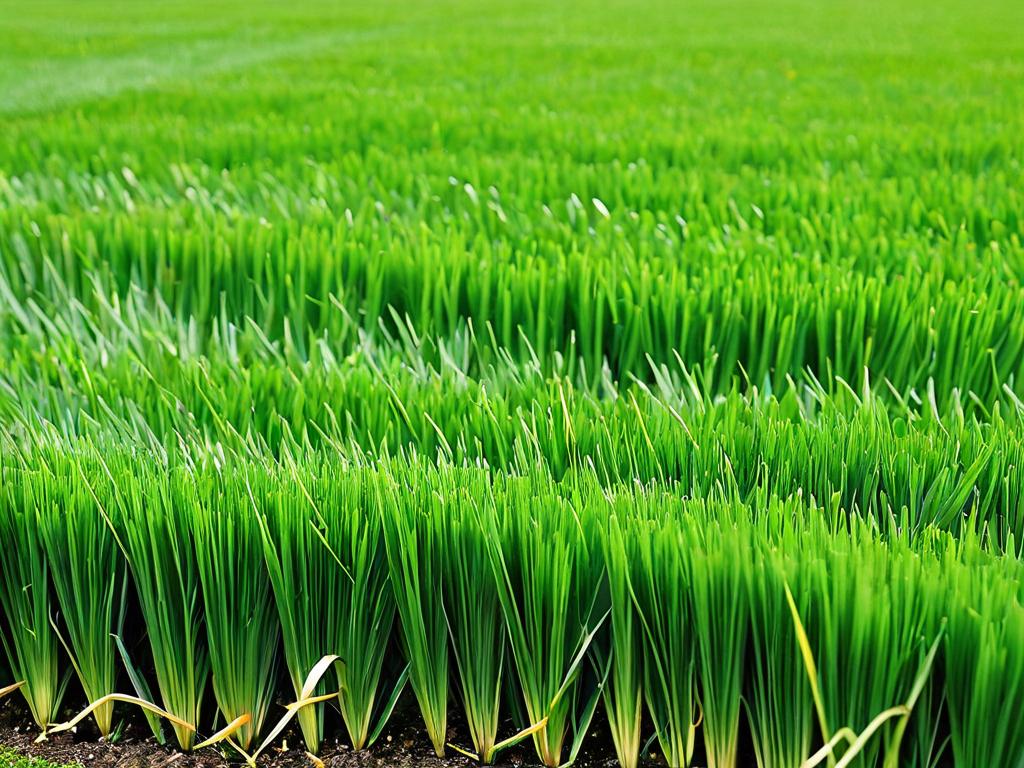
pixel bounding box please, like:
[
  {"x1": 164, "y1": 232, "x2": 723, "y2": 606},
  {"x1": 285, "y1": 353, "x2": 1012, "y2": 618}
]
[
  {"x1": 801, "y1": 728, "x2": 857, "y2": 768},
  {"x1": 446, "y1": 742, "x2": 480, "y2": 761},
  {"x1": 488, "y1": 715, "x2": 550, "y2": 759},
  {"x1": 0, "y1": 681, "x2": 25, "y2": 699},
  {"x1": 249, "y1": 655, "x2": 340, "y2": 762},
  {"x1": 46, "y1": 693, "x2": 195, "y2": 737},
  {"x1": 785, "y1": 582, "x2": 832, "y2": 745},
  {"x1": 833, "y1": 707, "x2": 910, "y2": 768},
  {"x1": 285, "y1": 691, "x2": 337, "y2": 712},
  {"x1": 194, "y1": 713, "x2": 252, "y2": 750},
  {"x1": 301, "y1": 655, "x2": 340, "y2": 699}
]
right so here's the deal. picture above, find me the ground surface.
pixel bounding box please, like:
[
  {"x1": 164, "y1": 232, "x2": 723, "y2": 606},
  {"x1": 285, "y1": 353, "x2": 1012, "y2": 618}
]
[{"x1": 0, "y1": 700, "x2": 631, "y2": 768}]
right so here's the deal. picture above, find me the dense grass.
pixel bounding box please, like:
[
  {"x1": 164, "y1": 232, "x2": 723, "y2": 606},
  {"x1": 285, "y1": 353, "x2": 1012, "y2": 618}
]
[
  {"x1": 2, "y1": 454, "x2": 1023, "y2": 766},
  {"x1": 1, "y1": 0, "x2": 1023, "y2": 766},
  {"x1": 2, "y1": 0, "x2": 1023, "y2": 403}
]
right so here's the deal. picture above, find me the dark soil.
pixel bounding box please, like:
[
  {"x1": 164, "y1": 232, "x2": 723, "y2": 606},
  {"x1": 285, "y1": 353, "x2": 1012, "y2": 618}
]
[{"x1": 0, "y1": 698, "x2": 636, "y2": 768}]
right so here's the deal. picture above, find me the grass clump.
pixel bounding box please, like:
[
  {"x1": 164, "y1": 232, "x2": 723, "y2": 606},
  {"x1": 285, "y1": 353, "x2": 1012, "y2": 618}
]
[
  {"x1": 108, "y1": 463, "x2": 208, "y2": 751},
  {"x1": 0, "y1": 468, "x2": 62, "y2": 731},
  {"x1": 257, "y1": 463, "x2": 397, "y2": 753},
  {"x1": 191, "y1": 471, "x2": 280, "y2": 752},
  {"x1": 485, "y1": 476, "x2": 608, "y2": 768},
  {"x1": 34, "y1": 459, "x2": 125, "y2": 739}
]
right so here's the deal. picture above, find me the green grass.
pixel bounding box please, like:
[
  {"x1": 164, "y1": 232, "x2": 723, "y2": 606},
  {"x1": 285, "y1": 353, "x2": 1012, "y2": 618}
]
[
  {"x1": 0, "y1": 748, "x2": 80, "y2": 768},
  {"x1": 1, "y1": 0, "x2": 1023, "y2": 766},
  {"x1": 2, "y1": 452, "x2": 1021, "y2": 766},
  {"x1": 1, "y1": 0, "x2": 1023, "y2": 406}
]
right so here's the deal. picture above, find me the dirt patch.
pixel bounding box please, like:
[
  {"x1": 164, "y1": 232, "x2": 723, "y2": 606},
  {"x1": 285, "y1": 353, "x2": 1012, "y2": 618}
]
[{"x1": 0, "y1": 700, "x2": 630, "y2": 768}]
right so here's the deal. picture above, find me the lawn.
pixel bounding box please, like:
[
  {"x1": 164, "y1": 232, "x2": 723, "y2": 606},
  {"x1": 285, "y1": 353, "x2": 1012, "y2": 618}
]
[{"x1": 1, "y1": 0, "x2": 1022, "y2": 766}]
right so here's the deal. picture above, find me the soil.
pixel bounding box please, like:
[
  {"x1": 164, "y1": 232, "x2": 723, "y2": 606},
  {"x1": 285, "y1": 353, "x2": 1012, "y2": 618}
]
[{"x1": 0, "y1": 698, "x2": 634, "y2": 768}]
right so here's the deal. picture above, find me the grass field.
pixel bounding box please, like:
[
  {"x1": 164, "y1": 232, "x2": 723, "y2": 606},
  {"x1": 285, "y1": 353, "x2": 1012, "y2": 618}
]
[{"x1": 1, "y1": 0, "x2": 1023, "y2": 766}]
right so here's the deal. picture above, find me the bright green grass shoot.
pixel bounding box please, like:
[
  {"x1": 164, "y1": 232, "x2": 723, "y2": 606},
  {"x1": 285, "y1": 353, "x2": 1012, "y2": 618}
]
[{"x1": 0, "y1": 748, "x2": 81, "y2": 768}]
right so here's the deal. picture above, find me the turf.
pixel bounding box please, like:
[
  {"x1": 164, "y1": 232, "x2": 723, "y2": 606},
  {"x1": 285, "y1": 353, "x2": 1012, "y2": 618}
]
[
  {"x1": 3, "y1": 0, "x2": 1024, "y2": 402},
  {"x1": 1, "y1": 0, "x2": 1022, "y2": 766}
]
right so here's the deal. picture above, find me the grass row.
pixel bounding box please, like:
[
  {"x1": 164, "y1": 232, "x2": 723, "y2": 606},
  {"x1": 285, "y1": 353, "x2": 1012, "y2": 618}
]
[
  {"x1": 4, "y1": 292, "x2": 1024, "y2": 551},
  {"x1": 3, "y1": 2, "x2": 1023, "y2": 768},
  {"x1": 2, "y1": 192, "x2": 1022, "y2": 403},
  {"x1": 1, "y1": 0, "x2": 1021, "y2": 404},
  {"x1": 1, "y1": 450, "x2": 1023, "y2": 767}
]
